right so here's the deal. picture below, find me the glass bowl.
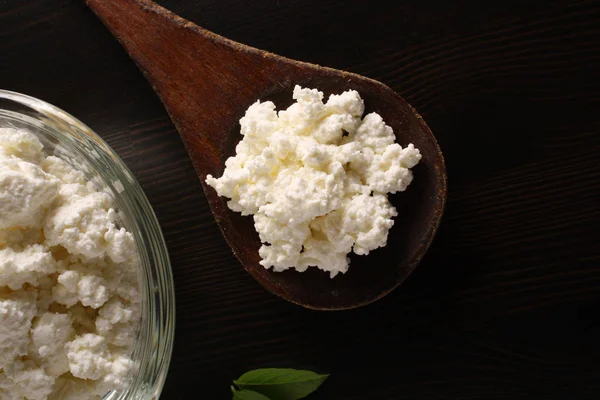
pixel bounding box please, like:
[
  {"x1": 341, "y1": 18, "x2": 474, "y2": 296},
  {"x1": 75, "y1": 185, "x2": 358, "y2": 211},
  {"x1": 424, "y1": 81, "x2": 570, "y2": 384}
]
[{"x1": 0, "y1": 89, "x2": 175, "y2": 400}]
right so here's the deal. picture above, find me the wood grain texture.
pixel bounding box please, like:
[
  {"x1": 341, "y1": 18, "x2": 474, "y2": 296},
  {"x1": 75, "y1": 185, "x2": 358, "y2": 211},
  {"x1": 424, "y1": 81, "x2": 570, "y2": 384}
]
[{"x1": 1, "y1": 0, "x2": 600, "y2": 398}]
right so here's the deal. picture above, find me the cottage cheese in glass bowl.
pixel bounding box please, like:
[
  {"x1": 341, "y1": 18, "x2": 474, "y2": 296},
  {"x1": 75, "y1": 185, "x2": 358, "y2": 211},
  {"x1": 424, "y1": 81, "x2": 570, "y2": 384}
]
[{"x1": 0, "y1": 90, "x2": 175, "y2": 400}]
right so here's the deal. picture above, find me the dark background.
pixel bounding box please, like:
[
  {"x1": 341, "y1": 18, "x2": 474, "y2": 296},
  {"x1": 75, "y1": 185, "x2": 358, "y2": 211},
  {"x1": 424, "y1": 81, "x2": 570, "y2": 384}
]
[{"x1": 2, "y1": 0, "x2": 600, "y2": 399}]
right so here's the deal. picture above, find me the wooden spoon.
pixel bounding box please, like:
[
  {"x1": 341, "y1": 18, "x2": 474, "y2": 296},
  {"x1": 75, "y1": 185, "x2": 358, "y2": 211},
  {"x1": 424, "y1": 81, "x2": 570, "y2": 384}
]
[{"x1": 86, "y1": 0, "x2": 447, "y2": 310}]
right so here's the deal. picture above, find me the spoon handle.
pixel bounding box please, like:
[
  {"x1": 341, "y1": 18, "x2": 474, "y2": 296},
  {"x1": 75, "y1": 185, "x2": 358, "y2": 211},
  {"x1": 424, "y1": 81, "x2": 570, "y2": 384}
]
[{"x1": 86, "y1": 0, "x2": 302, "y2": 173}]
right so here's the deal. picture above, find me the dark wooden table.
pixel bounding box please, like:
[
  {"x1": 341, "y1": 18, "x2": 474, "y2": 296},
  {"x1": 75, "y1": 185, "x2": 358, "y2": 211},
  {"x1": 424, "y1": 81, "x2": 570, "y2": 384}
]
[{"x1": 2, "y1": 1, "x2": 600, "y2": 399}]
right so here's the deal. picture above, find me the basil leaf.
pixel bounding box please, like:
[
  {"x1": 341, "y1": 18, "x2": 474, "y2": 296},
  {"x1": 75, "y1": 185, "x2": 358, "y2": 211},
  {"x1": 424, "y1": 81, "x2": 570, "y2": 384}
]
[
  {"x1": 232, "y1": 388, "x2": 272, "y2": 400},
  {"x1": 234, "y1": 368, "x2": 329, "y2": 400}
]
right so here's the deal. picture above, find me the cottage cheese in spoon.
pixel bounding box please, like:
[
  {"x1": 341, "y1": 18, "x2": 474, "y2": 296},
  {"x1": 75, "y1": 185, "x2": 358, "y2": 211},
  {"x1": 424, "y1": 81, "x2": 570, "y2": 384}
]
[{"x1": 206, "y1": 86, "x2": 421, "y2": 277}]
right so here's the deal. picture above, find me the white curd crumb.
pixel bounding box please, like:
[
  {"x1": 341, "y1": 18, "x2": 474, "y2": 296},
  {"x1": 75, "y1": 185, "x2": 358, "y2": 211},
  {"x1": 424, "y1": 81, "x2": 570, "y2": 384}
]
[
  {"x1": 0, "y1": 128, "x2": 44, "y2": 163},
  {"x1": 0, "y1": 245, "x2": 56, "y2": 290},
  {"x1": 0, "y1": 156, "x2": 60, "y2": 230},
  {"x1": 0, "y1": 359, "x2": 55, "y2": 400},
  {"x1": 29, "y1": 312, "x2": 74, "y2": 377},
  {"x1": 0, "y1": 289, "x2": 37, "y2": 369},
  {"x1": 65, "y1": 334, "x2": 111, "y2": 380},
  {"x1": 44, "y1": 190, "x2": 134, "y2": 264}
]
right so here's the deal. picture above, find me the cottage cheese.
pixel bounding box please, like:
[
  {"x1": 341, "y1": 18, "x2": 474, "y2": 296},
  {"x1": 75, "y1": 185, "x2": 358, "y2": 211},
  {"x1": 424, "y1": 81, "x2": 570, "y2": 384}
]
[
  {"x1": 0, "y1": 128, "x2": 141, "y2": 400},
  {"x1": 206, "y1": 85, "x2": 421, "y2": 277}
]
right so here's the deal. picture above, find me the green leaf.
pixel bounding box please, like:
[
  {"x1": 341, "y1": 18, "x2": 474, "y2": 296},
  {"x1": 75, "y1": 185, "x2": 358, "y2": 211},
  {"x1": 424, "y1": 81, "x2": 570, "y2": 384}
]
[
  {"x1": 234, "y1": 368, "x2": 329, "y2": 400},
  {"x1": 232, "y1": 388, "x2": 272, "y2": 400}
]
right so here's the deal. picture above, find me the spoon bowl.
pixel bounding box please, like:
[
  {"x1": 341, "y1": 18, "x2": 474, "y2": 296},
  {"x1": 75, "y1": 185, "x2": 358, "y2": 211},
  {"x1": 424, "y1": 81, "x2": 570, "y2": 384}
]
[{"x1": 86, "y1": 0, "x2": 447, "y2": 310}]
